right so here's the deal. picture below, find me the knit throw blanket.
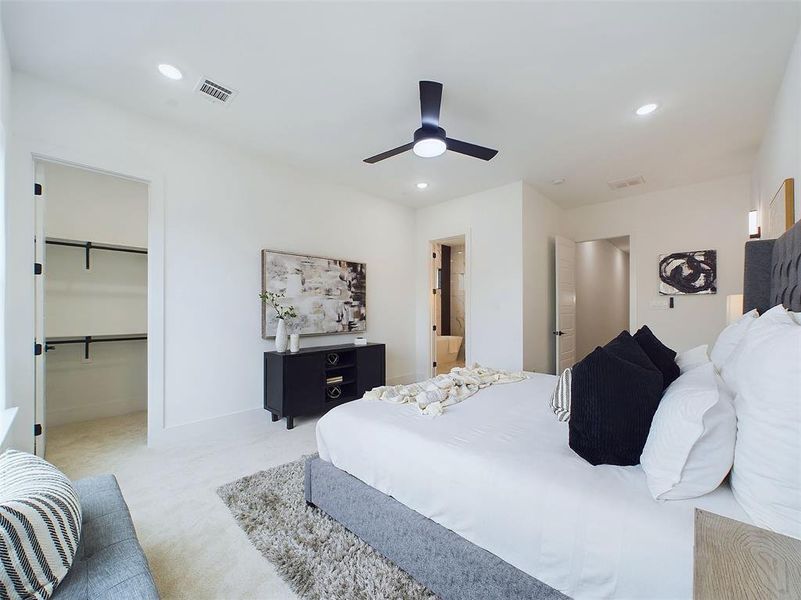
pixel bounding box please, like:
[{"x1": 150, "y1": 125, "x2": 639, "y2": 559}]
[{"x1": 363, "y1": 364, "x2": 528, "y2": 416}]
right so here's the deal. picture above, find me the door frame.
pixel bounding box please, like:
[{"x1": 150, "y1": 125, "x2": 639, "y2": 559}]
[
  {"x1": 33, "y1": 162, "x2": 46, "y2": 455},
  {"x1": 554, "y1": 236, "x2": 577, "y2": 374},
  {"x1": 428, "y1": 233, "x2": 470, "y2": 378},
  {"x1": 28, "y1": 150, "x2": 165, "y2": 449}
]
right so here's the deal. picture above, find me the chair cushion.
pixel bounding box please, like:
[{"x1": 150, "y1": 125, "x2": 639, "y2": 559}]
[{"x1": 0, "y1": 450, "x2": 82, "y2": 600}]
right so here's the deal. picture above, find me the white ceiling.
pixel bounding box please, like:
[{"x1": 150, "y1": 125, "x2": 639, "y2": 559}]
[{"x1": 3, "y1": 1, "x2": 799, "y2": 209}]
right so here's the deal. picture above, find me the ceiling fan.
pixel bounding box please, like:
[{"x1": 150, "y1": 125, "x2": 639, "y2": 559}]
[{"x1": 364, "y1": 81, "x2": 498, "y2": 164}]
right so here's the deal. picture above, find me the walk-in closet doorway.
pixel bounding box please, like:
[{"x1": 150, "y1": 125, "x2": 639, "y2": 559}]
[{"x1": 34, "y1": 160, "x2": 149, "y2": 456}]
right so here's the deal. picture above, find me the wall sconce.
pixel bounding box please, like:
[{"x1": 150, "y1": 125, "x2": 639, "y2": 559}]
[{"x1": 748, "y1": 210, "x2": 761, "y2": 239}]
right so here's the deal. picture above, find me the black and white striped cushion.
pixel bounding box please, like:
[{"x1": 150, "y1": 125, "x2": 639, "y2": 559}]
[
  {"x1": 0, "y1": 450, "x2": 82, "y2": 600},
  {"x1": 550, "y1": 367, "x2": 572, "y2": 422}
]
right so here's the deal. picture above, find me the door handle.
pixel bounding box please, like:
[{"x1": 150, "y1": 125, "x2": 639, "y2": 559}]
[{"x1": 552, "y1": 331, "x2": 564, "y2": 336}]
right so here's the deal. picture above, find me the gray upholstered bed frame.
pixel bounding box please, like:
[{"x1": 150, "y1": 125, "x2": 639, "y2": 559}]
[
  {"x1": 305, "y1": 219, "x2": 801, "y2": 600},
  {"x1": 305, "y1": 457, "x2": 567, "y2": 600},
  {"x1": 744, "y1": 218, "x2": 801, "y2": 312}
]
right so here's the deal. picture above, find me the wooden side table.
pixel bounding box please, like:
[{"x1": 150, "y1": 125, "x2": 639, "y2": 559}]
[{"x1": 694, "y1": 509, "x2": 801, "y2": 599}]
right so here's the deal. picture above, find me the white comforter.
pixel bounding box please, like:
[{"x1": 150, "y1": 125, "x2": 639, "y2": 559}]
[{"x1": 316, "y1": 373, "x2": 751, "y2": 600}]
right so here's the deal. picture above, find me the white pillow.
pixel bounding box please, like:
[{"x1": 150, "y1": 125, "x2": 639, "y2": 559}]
[
  {"x1": 640, "y1": 363, "x2": 736, "y2": 500},
  {"x1": 675, "y1": 344, "x2": 709, "y2": 374},
  {"x1": 709, "y1": 308, "x2": 758, "y2": 371},
  {"x1": 722, "y1": 305, "x2": 801, "y2": 538}
]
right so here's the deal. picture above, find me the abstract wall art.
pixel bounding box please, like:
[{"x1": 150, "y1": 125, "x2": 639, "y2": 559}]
[
  {"x1": 261, "y1": 250, "x2": 367, "y2": 338},
  {"x1": 658, "y1": 250, "x2": 717, "y2": 295}
]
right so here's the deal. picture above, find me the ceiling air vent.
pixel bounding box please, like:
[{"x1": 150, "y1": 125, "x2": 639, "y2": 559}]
[
  {"x1": 607, "y1": 175, "x2": 646, "y2": 191},
  {"x1": 195, "y1": 78, "x2": 238, "y2": 106}
]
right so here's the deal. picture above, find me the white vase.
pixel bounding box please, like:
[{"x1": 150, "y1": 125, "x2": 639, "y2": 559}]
[
  {"x1": 289, "y1": 334, "x2": 300, "y2": 353},
  {"x1": 275, "y1": 318, "x2": 288, "y2": 352}
]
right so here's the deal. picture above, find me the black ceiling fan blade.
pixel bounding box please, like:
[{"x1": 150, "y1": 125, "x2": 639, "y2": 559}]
[
  {"x1": 445, "y1": 138, "x2": 498, "y2": 161},
  {"x1": 363, "y1": 142, "x2": 414, "y2": 164},
  {"x1": 419, "y1": 81, "x2": 443, "y2": 128}
]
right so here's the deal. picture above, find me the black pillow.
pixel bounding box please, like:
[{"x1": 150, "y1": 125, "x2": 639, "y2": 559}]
[
  {"x1": 633, "y1": 325, "x2": 680, "y2": 389},
  {"x1": 568, "y1": 333, "x2": 664, "y2": 466},
  {"x1": 604, "y1": 330, "x2": 662, "y2": 376}
]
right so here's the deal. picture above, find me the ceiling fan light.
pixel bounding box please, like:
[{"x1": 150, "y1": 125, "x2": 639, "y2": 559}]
[{"x1": 413, "y1": 138, "x2": 447, "y2": 158}]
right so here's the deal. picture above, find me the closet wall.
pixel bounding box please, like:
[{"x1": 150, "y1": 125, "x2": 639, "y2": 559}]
[{"x1": 43, "y1": 163, "x2": 148, "y2": 426}]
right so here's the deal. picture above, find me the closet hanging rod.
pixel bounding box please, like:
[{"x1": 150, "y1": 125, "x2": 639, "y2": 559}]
[
  {"x1": 45, "y1": 334, "x2": 147, "y2": 360},
  {"x1": 45, "y1": 237, "x2": 147, "y2": 270}
]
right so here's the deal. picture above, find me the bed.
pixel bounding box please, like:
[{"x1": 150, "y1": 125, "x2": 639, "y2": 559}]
[
  {"x1": 311, "y1": 375, "x2": 748, "y2": 599},
  {"x1": 306, "y1": 218, "x2": 801, "y2": 600}
]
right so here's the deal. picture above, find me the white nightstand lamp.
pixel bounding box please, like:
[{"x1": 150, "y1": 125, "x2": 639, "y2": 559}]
[{"x1": 726, "y1": 294, "x2": 744, "y2": 325}]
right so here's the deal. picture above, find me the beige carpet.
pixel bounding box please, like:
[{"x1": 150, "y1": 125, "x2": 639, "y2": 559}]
[
  {"x1": 46, "y1": 411, "x2": 319, "y2": 599},
  {"x1": 218, "y1": 457, "x2": 435, "y2": 600}
]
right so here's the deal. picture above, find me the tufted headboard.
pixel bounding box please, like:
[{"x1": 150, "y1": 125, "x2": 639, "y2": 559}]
[{"x1": 743, "y1": 218, "x2": 801, "y2": 313}]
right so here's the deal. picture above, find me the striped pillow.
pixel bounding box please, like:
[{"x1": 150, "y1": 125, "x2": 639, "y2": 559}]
[
  {"x1": 550, "y1": 367, "x2": 571, "y2": 421},
  {"x1": 0, "y1": 450, "x2": 82, "y2": 600}
]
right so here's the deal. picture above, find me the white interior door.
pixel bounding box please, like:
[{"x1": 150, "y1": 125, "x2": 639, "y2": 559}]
[
  {"x1": 554, "y1": 236, "x2": 576, "y2": 374},
  {"x1": 34, "y1": 161, "x2": 46, "y2": 456}
]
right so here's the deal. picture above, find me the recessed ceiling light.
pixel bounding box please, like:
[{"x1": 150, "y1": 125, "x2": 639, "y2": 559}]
[
  {"x1": 635, "y1": 103, "x2": 659, "y2": 116},
  {"x1": 551, "y1": 177, "x2": 566, "y2": 185},
  {"x1": 158, "y1": 64, "x2": 183, "y2": 80},
  {"x1": 416, "y1": 182, "x2": 429, "y2": 190}
]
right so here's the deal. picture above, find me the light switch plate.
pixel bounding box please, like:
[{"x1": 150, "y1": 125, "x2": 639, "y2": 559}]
[{"x1": 650, "y1": 298, "x2": 669, "y2": 310}]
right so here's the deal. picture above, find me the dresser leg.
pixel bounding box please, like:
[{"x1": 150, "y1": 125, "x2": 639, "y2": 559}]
[
  {"x1": 271, "y1": 413, "x2": 279, "y2": 422},
  {"x1": 286, "y1": 416, "x2": 294, "y2": 430}
]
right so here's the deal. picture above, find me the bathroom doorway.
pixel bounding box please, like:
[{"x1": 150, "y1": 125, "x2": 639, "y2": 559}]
[{"x1": 430, "y1": 235, "x2": 467, "y2": 376}]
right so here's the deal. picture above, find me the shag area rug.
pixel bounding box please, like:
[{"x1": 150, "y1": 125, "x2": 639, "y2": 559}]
[{"x1": 217, "y1": 456, "x2": 436, "y2": 600}]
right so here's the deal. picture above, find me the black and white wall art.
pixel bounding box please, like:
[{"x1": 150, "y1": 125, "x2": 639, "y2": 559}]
[
  {"x1": 261, "y1": 250, "x2": 367, "y2": 338},
  {"x1": 658, "y1": 250, "x2": 717, "y2": 295}
]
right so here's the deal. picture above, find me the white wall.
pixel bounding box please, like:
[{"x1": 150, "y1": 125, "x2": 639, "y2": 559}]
[
  {"x1": 416, "y1": 181, "x2": 563, "y2": 378},
  {"x1": 44, "y1": 161, "x2": 148, "y2": 248},
  {"x1": 752, "y1": 26, "x2": 801, "y2": 223},
  {"x1": 45, "y1": 246, "x2": 148, "y2": 426},
  {"x1": 522, "y1": 184, "x2": 562, "y2": 374},
  {"x1": 45, "y1": 341, "x2": 147, "y2": 427},
  {"x1": 575, "y1": 239, "x2": 629, "y2": 361},
  {"x1": 7, "y1": 73, "x2": 417, "y2": 451},
  {"x1": 0, "y1": 9, "x2": 12, "y2": 448},
  {"x1": 45, "y1": 245, "x2": 147, "y2": 337},
  {"x1": 564, "y1": 174, "x2": 751, "y2": 352},
  {"x1": 416, "y1": 182, "x2": 524, "y2": 377}
]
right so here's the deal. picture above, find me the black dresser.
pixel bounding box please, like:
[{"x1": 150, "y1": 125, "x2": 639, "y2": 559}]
[{"x1": 264, "y1": 343, "x2": 386, "y2": 429}]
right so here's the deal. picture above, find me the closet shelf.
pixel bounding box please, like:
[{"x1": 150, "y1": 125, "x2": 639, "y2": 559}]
[
  {"x1": 45, "y1": 334, "x2": 147, "y2": 360},
  {"x1": 46, "y1": 237, "x2": 147, "y2": 270}
]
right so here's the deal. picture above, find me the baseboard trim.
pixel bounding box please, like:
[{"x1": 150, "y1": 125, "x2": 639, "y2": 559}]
[
  {"x1": 147, "y1": 373, "x2": 419, "y2": 447},
  {"x1": 148, "y1": 408, "x2": 269, "y2": 447},
  {"x1": 48, "y1": 398, "x2": 147, "y2": 427},
  {"x1": 387, "y1": 372, "x2": 418, "y2": 386}
]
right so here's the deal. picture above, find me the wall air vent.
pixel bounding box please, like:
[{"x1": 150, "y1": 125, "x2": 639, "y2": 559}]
[
  {"x1": 194, "y1": 78, "x2": 238, "y2": 106},
  {"x1": 607, "y1": 175, "x2": 646, "y2": 191}
]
